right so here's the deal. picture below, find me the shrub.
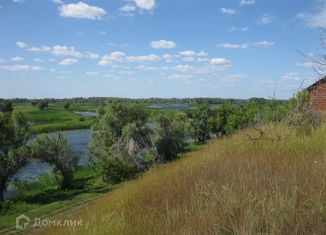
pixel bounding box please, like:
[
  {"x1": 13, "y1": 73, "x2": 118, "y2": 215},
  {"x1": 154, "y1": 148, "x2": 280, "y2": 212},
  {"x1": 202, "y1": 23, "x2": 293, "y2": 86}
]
[
  {"x1": 154, "y1": 113, "x2": 189, "y2": 162},
  {"x1": 285, "y1": 91, "x2": 321, "y2": 134},
  {"x1": 97, "y1": 155, "x2": 136, "y2": 183}
]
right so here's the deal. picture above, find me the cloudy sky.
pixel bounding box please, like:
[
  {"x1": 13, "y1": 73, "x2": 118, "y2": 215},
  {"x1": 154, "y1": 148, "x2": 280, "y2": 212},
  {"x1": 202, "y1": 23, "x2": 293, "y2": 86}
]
[{"x1": 0, "y1": 0, "x2": 325, "y2": 99}]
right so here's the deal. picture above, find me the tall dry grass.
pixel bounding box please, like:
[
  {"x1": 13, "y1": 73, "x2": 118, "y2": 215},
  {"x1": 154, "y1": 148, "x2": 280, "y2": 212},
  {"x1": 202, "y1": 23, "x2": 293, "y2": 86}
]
[{"x1": 32, "y1": 124, "x2": 326, "y2": 235}]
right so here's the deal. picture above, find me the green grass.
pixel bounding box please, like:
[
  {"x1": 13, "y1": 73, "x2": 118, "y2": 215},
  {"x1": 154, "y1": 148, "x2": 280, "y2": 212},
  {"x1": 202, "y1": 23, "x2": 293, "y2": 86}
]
[
  {"x1": 14, "y1": 103, "x2": 98, "y2": 133},
  {"x1": 0, "y1": 166, "x2": 116, "y2": 232}
]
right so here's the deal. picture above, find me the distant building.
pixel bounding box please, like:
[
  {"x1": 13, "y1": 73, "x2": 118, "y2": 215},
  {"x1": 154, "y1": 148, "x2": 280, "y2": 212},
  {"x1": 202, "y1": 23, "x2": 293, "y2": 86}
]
[{"x1": 306, "y1": 76, "x2": 326, "y2": 110}]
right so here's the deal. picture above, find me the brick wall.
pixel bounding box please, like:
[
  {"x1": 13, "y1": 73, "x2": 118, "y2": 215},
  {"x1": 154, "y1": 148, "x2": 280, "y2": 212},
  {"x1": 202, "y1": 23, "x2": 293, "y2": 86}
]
[{"x1": 309, "y1": 83, "x2": 326, "y2": 110}]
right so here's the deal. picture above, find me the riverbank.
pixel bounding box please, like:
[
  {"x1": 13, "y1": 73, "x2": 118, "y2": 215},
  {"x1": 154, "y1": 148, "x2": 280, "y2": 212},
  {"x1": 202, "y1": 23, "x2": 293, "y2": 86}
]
[
  {"x1": 14, "y1": 103, "x2": 97, "y2": 133},
  {"x1": 0, "y1": 166, "x2": 117, "y2": 232}
]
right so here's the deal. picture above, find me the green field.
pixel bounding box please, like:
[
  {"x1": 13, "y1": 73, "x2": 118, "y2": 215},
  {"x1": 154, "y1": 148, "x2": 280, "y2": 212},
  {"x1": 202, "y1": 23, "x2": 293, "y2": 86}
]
[
  {"x1": 13, "y1": 102, "x2": 190, "y2": 133},
  {"x1": 14, "y1": 103, "x2": 99, "y2": 133}
]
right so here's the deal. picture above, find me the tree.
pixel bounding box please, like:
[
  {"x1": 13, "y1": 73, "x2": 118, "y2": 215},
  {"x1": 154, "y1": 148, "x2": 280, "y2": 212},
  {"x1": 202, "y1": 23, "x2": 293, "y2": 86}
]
[
  {"x1": 31, "y1": 101, "x2": 37, "y2": 107},
  {"x1": 38, "y1": 101, "x2": 49, "y2": 110},
  {"x1": 0, "y1": 101, "x2": 13, "y2": 112},
  {"x1": 208, "y1": 104, "x2": 236, "y2": 136},
  {"x1": 31, "y1": 133, "x2": 79, "y2": 189},
  {"x1": 63, "y1": 101, "x2": 71, "y2": 109},
  {"x1": 189, "y1": 104, "x2": 211, "y2": 142},
  {"x1": 154, "y1": 112, "x2": 189, "y2": 162},
  {"x1": 0, "y1": 111, "x2": 30, "y2": 203},
  {"x1": 88, "y1": 101, "x2": 152, "y2": 182}
]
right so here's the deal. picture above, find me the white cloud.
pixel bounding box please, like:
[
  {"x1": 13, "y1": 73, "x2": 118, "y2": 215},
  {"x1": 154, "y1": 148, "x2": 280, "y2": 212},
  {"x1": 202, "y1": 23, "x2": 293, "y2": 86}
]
[
  {"x1": 175, "y1": 65, "x2": 194, "y2": 72},
  {"x1": 296, "y1": 61, "x2": 314, "y2": 68},
  {"x1": 220, "y1": 8, "x2": 239, "y2": 15},
  {"x1": 297, "y1": 7, "x2": 326, "y2": 28},
  {"x1": 85, "y1": 71, "x2": 99, "y2": 76},
  {"x1": 0, "y1": 64, "x2": 45, "y2": 72},
  {"x1": 162, "y1": 54, "x2": 176, "y2": 63},
  {"x1": 253, "y1": 41, "x2": 275, "y2": 48},
  {"x1": 168, "y1": 74, "x2": 192, "y2": 80},
  {"x1": 99, "y1": 31, "x2": 106, "y2": 35},
  {"x1": 227, "y1": 27, "x2": 248, "y2": 32},
  {"x1": 134, "y1": 0, "x2": 156, "y2": 11},
  {"x1": 239, "y1": 0, "x2": 255, "y2": 6},
  {"x1": 222, "y1": 73, "x2": 247, "y2": 82},
  {"x1": 0, "y1": 5, "x2": 3, "y2": 9},
  {"x1": 150, "y1": 40, "x2": 176, "y2": 49},
  {"x1": 51, "y1": 45, "x2": 83, "y2": 57},
  {"x1": 138, "y1": 65, "x2": 158, "y2": 71},
  {"x1": 260, "y1": 14, "x2": 273, "y2": 25},
  {"x1": 11, "y1": 56, "x2": 24, "y2": 62},
  {"x1": 119, "y1": 4, "x2": 137, "y2": 13},
  {"x1": 33, "y1": 58, "x2": 44, "y2": 62},
  {"x1": 53, "y1": 0, "x2": 63, "y2": 4},
  {"x1": 99, "y1": 51, "x2": 126, "y2": 65},
  {"x1": 282, "y1": 72, "x2": 303, "y2": 81},
  {"x1": 59, "y1": 2, "x2": 107, "y2": 20},
  {"x1": 13, "y1": 0, "x2": 24, "y2": 3},
  {"x1": 218, "y1": 43, "x2": 248, "y2": 49},
  {"x1": 85, "y1": 52, "x2": 99, "y2": 59},
  {"x1": 16, "y1": 41, "x2": 27, "y2": 49},
  {"x1": 59, "y1": 58, "x2": 78, "y2": 65},
  {"x1": 179, "y1": 50, "x2": 208, "y2": 57},
  {"x1": 210, "y1": 58, "x2": 231, "y2": 66},
  {"x1": 27, "y1": 46, "x2": 51, "y2": 52},
  {"x1": 182, "y1": 57, "x2": 195, "y2": 62},
  {"x1": 126, "y1": 55, "x2": 161, "y2": 63}
]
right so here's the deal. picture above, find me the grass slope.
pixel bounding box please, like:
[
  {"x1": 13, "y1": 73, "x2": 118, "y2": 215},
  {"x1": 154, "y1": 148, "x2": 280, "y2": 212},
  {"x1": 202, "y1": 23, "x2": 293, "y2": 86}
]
[{"x1": 32, "y1": 124, "x2": 326, "y2": 235}]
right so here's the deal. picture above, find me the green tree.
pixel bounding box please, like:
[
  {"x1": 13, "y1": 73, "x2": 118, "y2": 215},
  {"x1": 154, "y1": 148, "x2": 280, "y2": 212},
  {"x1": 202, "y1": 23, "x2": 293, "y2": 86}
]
[
  {"x1": 38, "y1": 101, "x2": 49, "y2": 110},
  {"x1": 189, "y1": 104, "x2": 211, "y2": 142},
  {"x1": 154, "y1": 112, "x2": 189, "y2": 162},
  {"x1": 31, "y1": 133, "x2": 79, "y2": 189},
  {"x1": 88, "y1": 101, "x2": 152, "y2": 182},
  {"x1": 0, "y1": 111, "x2": 30, "y2": 203},
  {"x1": 208, "y1": 104, "x2": 236, "y2": 136},
  {"x1": 0, "y1": 101, "x2": 13, "y2": 112},
  {"x1": 63, "y1": 101, "x2": 71, "y2": 109},
  {"x1": 31, "y1": 101, "x2": 37, "y2": 107}
]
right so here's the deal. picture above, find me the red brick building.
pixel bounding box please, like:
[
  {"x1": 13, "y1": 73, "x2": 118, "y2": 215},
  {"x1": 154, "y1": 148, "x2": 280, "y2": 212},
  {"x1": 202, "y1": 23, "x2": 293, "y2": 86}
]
[{"x1": 307, "y1": 76, "x2": 326, "y2": 110}]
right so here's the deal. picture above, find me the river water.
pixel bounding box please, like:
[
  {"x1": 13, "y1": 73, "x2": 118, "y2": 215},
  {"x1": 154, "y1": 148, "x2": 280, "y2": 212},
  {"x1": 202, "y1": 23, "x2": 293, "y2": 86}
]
[{"x1": 4, "y1": 129, "x2": 92, "y2": 199}]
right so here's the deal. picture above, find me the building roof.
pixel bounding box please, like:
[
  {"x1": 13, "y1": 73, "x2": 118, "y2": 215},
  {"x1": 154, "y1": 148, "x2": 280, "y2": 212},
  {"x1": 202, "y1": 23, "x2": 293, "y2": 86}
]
[{"x1": 306, "y1": 76, "x2": 326, "y2": 91}]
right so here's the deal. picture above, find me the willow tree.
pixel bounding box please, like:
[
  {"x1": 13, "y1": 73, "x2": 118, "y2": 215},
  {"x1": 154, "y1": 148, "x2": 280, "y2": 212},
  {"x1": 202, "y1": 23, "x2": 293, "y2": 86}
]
[{"x1": 0, "y1": 111, "x2": 30, "y2": 203}]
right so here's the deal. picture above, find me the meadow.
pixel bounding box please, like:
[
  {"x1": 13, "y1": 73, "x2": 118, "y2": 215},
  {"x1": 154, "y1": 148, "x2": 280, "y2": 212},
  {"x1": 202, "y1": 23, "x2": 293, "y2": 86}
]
[
  {"x1": 31, "y1": 124, "x2": 326, "y2": 235},
  {"x1": 13, "y1": 103, "x2": 98, "y2": 133}
]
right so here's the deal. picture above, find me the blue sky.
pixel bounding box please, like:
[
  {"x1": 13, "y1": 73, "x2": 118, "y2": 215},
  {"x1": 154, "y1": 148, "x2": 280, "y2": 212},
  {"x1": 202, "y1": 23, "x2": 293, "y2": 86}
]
[{"x1": 0, "y1": 0, "x2": 325, "y2": 99}]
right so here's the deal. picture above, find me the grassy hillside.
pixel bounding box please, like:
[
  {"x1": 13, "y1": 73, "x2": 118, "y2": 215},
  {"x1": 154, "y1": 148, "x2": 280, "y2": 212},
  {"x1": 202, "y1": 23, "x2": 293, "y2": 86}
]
[{"x1": 32, "y1": 124, "x2": 326, "y2": 235}]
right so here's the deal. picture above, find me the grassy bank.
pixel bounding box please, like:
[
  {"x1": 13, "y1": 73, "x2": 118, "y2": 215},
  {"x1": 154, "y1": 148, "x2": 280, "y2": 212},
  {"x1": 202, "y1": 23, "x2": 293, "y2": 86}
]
[
  {"x1": 0, "y1": 167, "x2": 117, "y2": 232},
  {"x1": 33, "y1": 124, "x2": 326, "y2": 235},
  {"x1": 14, "y1": 103, "x2": 98, "y2": 133}
]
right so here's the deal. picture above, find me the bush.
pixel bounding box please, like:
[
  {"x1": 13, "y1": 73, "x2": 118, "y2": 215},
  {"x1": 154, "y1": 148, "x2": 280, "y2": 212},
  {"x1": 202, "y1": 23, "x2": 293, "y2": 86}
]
[
  {"x1": 285, "y1": 91, "x2": 321, "y2": 134},
  {"x1": 38, "y1": 101, "x2": 49, "y2": 110},
  {"x1": 154, "y1": 113, "x2": 189, "y2": 162},
  {"x1": 98, "y1": 155, "x2": 136, "y2": 183}
]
